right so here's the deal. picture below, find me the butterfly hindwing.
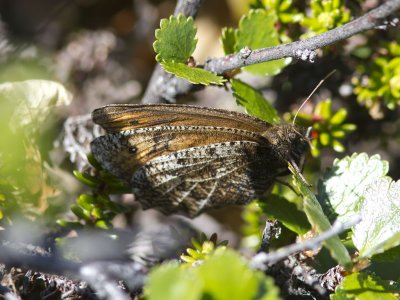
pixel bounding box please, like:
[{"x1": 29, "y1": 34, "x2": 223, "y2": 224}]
[
  {"x1": 90, "y1": 125, "x2": 270, "y2": 182},
  {"x1": 131, "y1": 141, "x2": 285, "y2": 217}
]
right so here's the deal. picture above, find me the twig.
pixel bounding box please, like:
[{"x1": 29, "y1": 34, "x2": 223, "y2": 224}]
[
  {"x1": 0, "y1": 285, "x2": 19, "y2": 300},
  {"x1": 141, "y1": 0, "x2": 400, "y2": 104},
  {"x1": 0, "y1": 243, "x2": 147, "y2": 300},
  {"x1": 205, "y1": 0, "x2": 400, "y2": 73},
  {"x1": 62, "y1": 114, "x2": 102, "y2": 171},
  {"x1": 249, "y1": 215, "x2": 361, "y2": 271}
]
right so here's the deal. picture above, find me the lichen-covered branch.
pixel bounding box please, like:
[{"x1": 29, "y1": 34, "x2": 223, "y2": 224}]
[
  {"x1": 141, "y1": 0, "x2": 400, "y2": 104},
  {"x1": 205, "y1": 0, "x2": 400, "y2": 73},
  {"x1": 249, "y1": 216, "x2": 361, "y2": 270}
]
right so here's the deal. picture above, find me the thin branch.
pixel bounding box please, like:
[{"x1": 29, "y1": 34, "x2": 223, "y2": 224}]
[
  {"x1": 205, "y1": 0, "x2": 400, "y2": 73},
  {"x1": 249, "y1": 215, "x2": 361, "y2": 271},
  {"x1": 174, "y1": 0, "x2": 204, "y2": 16},
  {"x1": 0, "y1": 243, "x2": 147, "y2": 300},
  {"x1": 141, "y1": 0, "x2": 400, "y2": 104}
]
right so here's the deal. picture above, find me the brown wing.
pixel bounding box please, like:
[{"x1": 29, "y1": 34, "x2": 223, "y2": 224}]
[
  {"x1": 130, "y1": 141, "x2": 282, "y2": 217},
  {"x1": 90, "y1": 125, "x2": 271, "y2": 182},
  {"x1": 92, "y1": 104, "x2": 272, "y2": 134}
]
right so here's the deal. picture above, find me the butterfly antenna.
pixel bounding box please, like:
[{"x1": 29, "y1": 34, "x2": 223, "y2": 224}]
[{"x1": 292, "y1": 69, "x2": 337, "y2": 126}]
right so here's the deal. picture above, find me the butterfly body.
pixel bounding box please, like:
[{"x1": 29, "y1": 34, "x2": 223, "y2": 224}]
[{"x1": 91, "y1": 104, "x2": 309, "y2": 217}]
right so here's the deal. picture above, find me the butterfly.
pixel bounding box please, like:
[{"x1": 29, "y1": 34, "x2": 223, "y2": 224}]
[{"x1": 90, "y1": 104, "x2": 310, "y2": 218}]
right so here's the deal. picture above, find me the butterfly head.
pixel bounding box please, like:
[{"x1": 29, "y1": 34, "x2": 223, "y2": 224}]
[{"x1": 262, "y1": 124, "x2": 311, "y2": 171}]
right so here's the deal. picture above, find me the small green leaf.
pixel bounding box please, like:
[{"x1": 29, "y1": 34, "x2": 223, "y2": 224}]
[
  {"x1": 341, "y1": 124, "x2": 357, "y2": 132},
  {"x1": 301, "y1": 0, "x2": 350, "y2": 38},
  {"x1": 319, "y1": 132, "x2": 330, "y2": 146},
  {"x1": 56, "y1": 219, "x2": 83, "y2": 230},
  {"x1": 236, "y1": 9, "x2": 290, "y2": 75},
  {"x1": 318, "y1": 153, "x2": 389, "y2": 223},
  {"x1": 180, "y1": 255, "x2": 194, "y2": 263},
  {"x1": 331, "y1": 130, "x2": 345, "y2": 138},
  {"x1": 289, "y1": 163, "x2": 352, "y2": 268},
  {"x1": 154, "y1": 15, "x2": 197, "y2": 63},
  {"x1": 87, "y1": 153, "x2": 103, "y2": 170},
  {"x1": 70, "y1": 205, "x2": 88, "y2": 220},
  {"x1": 197, "y1": 249, "x2": 280, "y2": 300},
  {"x1": 76, "y1": 194, "x2": 95, "y2": 211},
  {"x1": 73, "y1": 170, "x2": 99, "y2": 188},
  {"x1": 147, "y1": 263, "x2": 202, "y2": 300},
  {"x1": 91, "y1": 207, "x2": 104, "y2": 219},
  {"x1": 259, "y1": 194, "x2": 311, "y2": 235},
  {"x1": 315, "y1": 99, "x2": 332, "y2": 119},
  {"x1": 95, "y1": 220, "x2": 110, "y2": 229},
  {"x1": 332, "y1": 140, "x2": 345, "y2": 152},
  {"x1": 331, "y1": 272, "x2": 400, "y2": 300},
  {"x1": 231, "y1": 78, "x2": 279, "y2": 123},
  {"x1": 221, "y1": 27, "x2": 236, "y2": 55},
  {"x1": 186, "y1": 248, "x2": 200, "y2": 259},
  {"x1": 161, "y1": 61, "x2": 225, "y2": 85},
  {"x1": 330, "y1": 108, "x2": 348, "y2": 124},
  {"x1": 353, "y1": 177, "x2": 400, "y2": 257},
  {"x1": 191, "y1": 238, "x2": 202, "y2": 251}
]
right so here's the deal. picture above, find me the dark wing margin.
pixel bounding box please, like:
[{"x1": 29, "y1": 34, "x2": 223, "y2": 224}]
[{"x1": 92, "y1": 104, "x2": 272, "y2": 134}]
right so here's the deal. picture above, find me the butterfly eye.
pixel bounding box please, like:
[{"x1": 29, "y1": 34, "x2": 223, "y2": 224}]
[{"x1": 129, "y1": 146, "x2": 138, "y2": 154}]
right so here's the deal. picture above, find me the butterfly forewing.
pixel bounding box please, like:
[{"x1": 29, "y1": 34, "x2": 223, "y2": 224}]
[{"x1": 92, "y1": 104, "x2": 272, "y2": 133}]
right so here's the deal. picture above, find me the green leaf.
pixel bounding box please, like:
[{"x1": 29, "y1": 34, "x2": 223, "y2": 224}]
[
  {"x1": 76, "y1": 194, "x2": 95, "y2": 211},
  {"x1": 259, "y1": 194, "x2": 311, "y2": 235},
  {"x1": 146, "y1": 249, "x2": 280, "y2": 300},
  {"x1": 289, "y1": 163, "x2": 352, "y2": 268},
  {"x1": 186, "y1": 248, "x2": 200, "y2": 259},
  {"x1": 341, "y1": 123, "x2": 357, "y2": 131},
  {"x1": 371, "y1": 244, "x2": 400, "y2": 262},
  {"x1": 318, "y1": 153, "x2": 389, "y2": 223},
  {"x1": 70, "y1": 205, "x2": 88, "y2": 220},
  {"x1": 315, "y1": 99, "x2": 332, "y2": 119},
  {"x1": 236, "y1": 9, "x2": 290, "y2": 75},
  {"x1": 73, "y1": 170, "x2": 99, "y2": 188},
  {"x1": 319, "y1": 132, "x2": 330, "y2": 146},
  {"x1": 332, "y1": 140, "x2": 345, "y2": 152},
  {"x1": 95, "y1": 220, "x2": 110, "y2": 229},
  {"x1": 154, "y1": 15, "x2": 197, "y2": 63},
  {"x1": 197, "y1": 249, "x2": 281, "y2": 300},
  {"x1": 221, "y1": 27, "x2": 236, "y2": 55},
  {"x1": 330, "y1": 108, "x2": 348, "y2": 125},
  {"x1": 161, "y1": 61, "x2": 225, "y2": 85},
  {"x1": 0, "y1": 80, "x2": 72, "y2": 131},
  {"x1": 231, "y1": 78, "x2": 279, "y2": 123},
  {"x1": 331, "y1": 272, "x2": 400, "y2": 300},
  {"x1": 147, "y1": 263, "x2": 203, "y2": 300},
  {"x1": 0, "y1": 57, "x2": 53, "y2": 83},
  {"x1": 352, "y1": 177, "x2": 400, "y2": 257},
  {"x1": 56, "y1": 219, "x2": 83, "y2": 230}
]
